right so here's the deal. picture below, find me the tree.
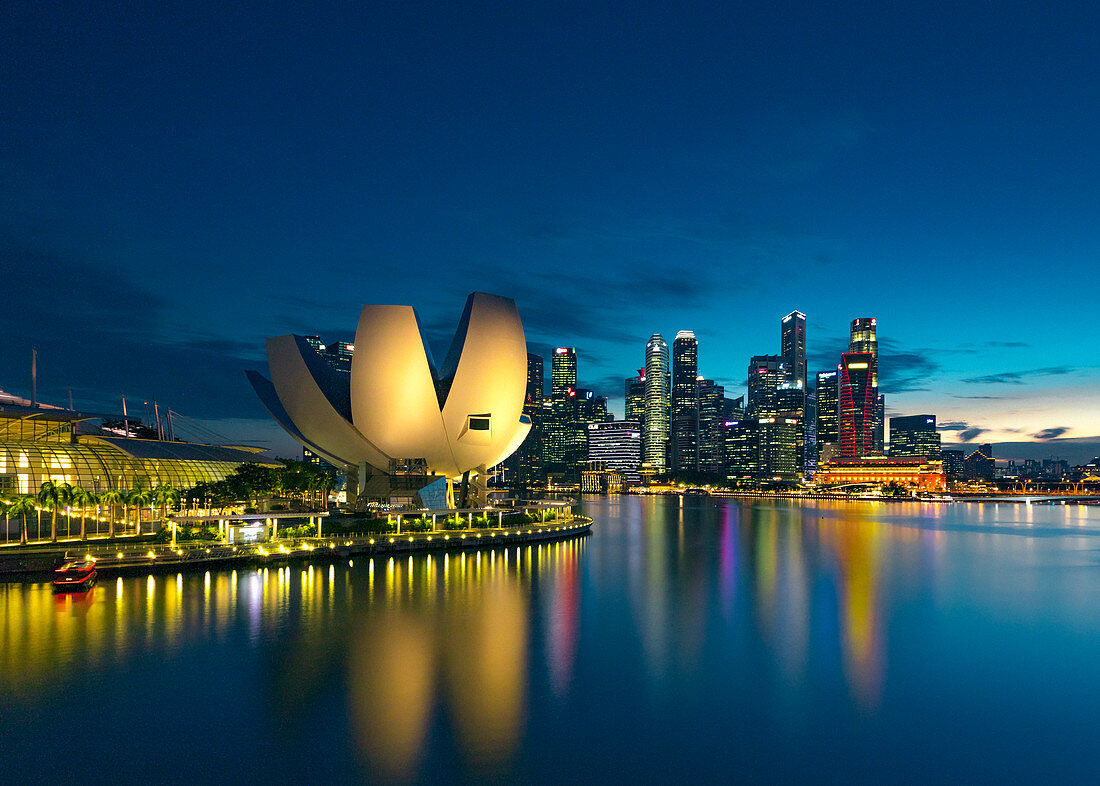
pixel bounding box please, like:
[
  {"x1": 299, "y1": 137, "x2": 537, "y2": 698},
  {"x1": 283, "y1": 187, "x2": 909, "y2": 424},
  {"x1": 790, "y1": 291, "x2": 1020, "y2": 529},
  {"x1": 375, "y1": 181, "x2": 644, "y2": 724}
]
[
  {"x1": 71, "y1": 486, "x2": 98, "y2": 540},
  {"x1": 7, "y1": 495, "x2": 38, "y2": 545},
  {"x1": 100, "y1": 488, "x2": 125, "y2": 539},
  {"x1": 38, "y1": 480, "x2": 73, "y2": 543},
  {"x1": 153, "y1": 484, "x2": 180, "y2": 522},
  {"x1": 128, "y1": 485, "x2": 152, "y2": 535}
]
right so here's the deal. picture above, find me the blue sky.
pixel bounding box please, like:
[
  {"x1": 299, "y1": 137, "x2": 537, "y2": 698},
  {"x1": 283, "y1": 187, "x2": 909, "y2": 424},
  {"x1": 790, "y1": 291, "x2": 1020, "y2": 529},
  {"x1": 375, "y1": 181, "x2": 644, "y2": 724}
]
[{"x1": 2, "y1": 1, "x2": 1097, "y2": 461}]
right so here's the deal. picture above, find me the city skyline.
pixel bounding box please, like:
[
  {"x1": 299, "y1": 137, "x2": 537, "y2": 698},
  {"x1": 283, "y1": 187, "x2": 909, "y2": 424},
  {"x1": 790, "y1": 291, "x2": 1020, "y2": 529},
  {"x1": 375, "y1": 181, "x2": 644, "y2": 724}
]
[{"x1": 3, "y1": 2, "x2": 1097, "y2": 462}]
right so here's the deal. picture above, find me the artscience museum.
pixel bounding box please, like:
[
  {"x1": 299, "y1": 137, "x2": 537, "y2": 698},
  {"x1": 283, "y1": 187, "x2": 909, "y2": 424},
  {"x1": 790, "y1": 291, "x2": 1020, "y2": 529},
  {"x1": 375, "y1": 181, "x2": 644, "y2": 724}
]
[{"x1": 248, "y1": 292, "x2": 531, "y2": 508}]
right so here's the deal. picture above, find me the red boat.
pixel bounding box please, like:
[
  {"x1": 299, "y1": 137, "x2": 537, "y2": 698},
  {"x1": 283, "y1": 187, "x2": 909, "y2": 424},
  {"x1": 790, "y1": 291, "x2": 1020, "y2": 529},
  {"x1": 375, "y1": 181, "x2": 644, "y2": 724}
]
[{"x1": 53, "y1": 558, "x2": 97, "y2": 591}]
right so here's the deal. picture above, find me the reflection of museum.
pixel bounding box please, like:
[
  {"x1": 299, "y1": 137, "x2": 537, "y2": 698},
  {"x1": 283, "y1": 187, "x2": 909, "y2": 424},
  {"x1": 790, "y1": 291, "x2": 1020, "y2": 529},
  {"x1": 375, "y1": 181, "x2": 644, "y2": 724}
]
[
  {"x1": 0, "y1": 392, "x2": 275, "y2": 496},
  {"x1": 249, "y1": 292, "x2": 531, "y2": 508}
]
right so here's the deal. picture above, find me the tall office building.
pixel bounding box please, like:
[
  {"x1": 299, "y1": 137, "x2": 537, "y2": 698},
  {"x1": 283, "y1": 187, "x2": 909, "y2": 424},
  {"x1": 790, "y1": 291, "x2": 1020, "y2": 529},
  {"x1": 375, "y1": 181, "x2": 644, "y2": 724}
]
[
  {"x1": 551, "y1": 347, "x2": 577, "y2": 398},
  {"x1": 781, "y1": 311, "x2": 807, "y2": 389},
  {"x1": 697, "y1": 378, "x2": 724, "y2": 475},
  {"x1": 511, "y1": 353, "x2": 545, "y2": 489},
  {"x1": 874, "y1": 393, "x2": 886, "y2": 453},
  {"x1": 526, "y1": 353, "x2": 544, "y2": 404},
  {"x1": 643, "y1": 334, "x2": 670, "y2": 473},
  {"x1": 747, "y1": 355, "x2": 785, "y2": 415},
  {"x1": 839, "y1": 352, "x2": 876, "y2": 457},
  {"x1": 758, "y1": 414, "x2": 803, "y2": 480},
  {"x1": 722, "y1": 417, "x2": 759, "y2": 480},
  {"x1": 815, "y1": 369, "x2": 840, "y2": 463},
  {"x1": 587, "y1": 420, "x2": 643, "y2": 485},
  {"x1": 671, "y1": 331, "x2": 699, "y2": 473},
  {"x1": 776, "y1": 384, "x2": 807, "y2": 475},
  {"x1": 625, "y1": 371, "x2": 646, "y2": 423},
  {"x1": 804, "y1": 387, "x2": 818, "y2": 476},
  {"x1": 889, "y1": 414, "x2": 942, "y2": 459}
]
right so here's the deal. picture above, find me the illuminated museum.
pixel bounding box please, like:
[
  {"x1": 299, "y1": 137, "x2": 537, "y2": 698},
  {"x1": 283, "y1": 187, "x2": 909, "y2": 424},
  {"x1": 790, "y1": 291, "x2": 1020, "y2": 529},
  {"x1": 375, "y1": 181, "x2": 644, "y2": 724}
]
[{"x1": 248, "y1": 291, "x2": 531, "y2": 508}]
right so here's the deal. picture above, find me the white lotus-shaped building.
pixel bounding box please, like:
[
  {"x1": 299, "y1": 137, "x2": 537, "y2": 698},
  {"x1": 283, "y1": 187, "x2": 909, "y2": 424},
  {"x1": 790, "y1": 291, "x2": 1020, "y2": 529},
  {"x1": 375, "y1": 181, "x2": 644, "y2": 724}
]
[{"x1": 247, "y1": 292, "x2": 531, "y2": 503}]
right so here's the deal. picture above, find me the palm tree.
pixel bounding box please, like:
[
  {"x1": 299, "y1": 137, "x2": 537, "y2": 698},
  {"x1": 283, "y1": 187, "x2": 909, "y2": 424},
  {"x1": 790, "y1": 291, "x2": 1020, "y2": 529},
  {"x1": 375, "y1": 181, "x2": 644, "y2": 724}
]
[
  {"x1": 100, "y1": 488, "x2": 125, "y2": 539},
  {"x1": 71, "y1": 486, "x2": 98, "y2": 540},
  {"x1": 7, "y1": 495, "x2": 38, "y2": 545},
  {"x1": 128, "y1": 485, "x2": 152, "y2": 535},
  {"x1": 59, "y1": 482, "x2": 74, "y2": 537},
  {"x1": 38, "y1": 480, "x2": 73, "y2": 543},
  {"x1": 152, "y1": 484, "x2": 179, "y2": 522}
]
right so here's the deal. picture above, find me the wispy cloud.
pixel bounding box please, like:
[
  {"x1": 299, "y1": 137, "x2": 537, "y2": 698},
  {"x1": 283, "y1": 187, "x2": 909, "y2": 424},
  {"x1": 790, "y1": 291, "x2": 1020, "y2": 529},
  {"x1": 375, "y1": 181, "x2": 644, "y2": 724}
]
[
  {"x1": 962, "y1": 366, "x2": 1075, "y2": 385},
  {"x1": 1033, "y1": 426, "x2": 1071, "y2": 440}
]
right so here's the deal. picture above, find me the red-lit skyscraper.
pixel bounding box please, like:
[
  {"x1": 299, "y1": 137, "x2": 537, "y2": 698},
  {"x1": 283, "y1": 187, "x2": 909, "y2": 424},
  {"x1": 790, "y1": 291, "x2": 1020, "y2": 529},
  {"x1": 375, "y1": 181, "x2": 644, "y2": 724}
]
[{"x1": 839, "y1": 352, "x2": 876, "y2": 457}]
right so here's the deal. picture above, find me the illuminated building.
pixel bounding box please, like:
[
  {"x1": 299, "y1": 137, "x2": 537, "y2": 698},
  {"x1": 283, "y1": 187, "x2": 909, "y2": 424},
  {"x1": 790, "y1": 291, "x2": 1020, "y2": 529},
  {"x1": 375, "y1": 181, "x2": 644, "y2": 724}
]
[
  {"x1": 839, "y1": 352, "x2": 876, "y2": 458},
  {"x1": 551, "y1": 347, "x2": 577, "y2": 399},
  {"x1": 586, "y1": 421, "x2": 642, "y2": 485},
  {"x1": 814, "y1": 456, "x2": 946, "y2": 491},
  {"x1": 815, "y1": 369, "x2": 839, "y2": 450},
  {"x1": 0, "y1": 403, "x2": 276, "y2": 498},
  {"x1": 942, "y1": 449, "x2": 964, "y2": 478},
  {"x1": 509, "y1": 353, "x2": 545, "y2": 489},
  {"x1": 249, "y1": 291, "x2": 531, "y2": 507},
  {"x1": 580, "y1": 461, "x2": 624, "y2": 493},
  {"x1": 847, "y1": 318, "x2": 883, "y2": 453},
  {"x1": 722, "y1": 418, "x2": 759, "y2": 480},
  {"x1": 889, "y1": 415, "x2": 941, "y2": 459},
  {"x1": 758, "y1": 415, "x2": 802, "y2": 480},
  {"x1": 962, "y1": 445, "x2": 995, "y2": 482},
  {"x1": 643, "y1": 334, "x2": 669, "y2": 474},
  {"x1": 671, "y1": 331, "x2": 699, "y2": 473},
  {"x1": 526, "y1": 353, "x2": 544, "y2": 404},
  {"x1": 624, "y1": 371, "x2": 646, "y2": 423},
  {"x1": 804, "y1": 387, "x2": 818, "y2": 476},
  {"x1": 874, "y1": 393, "x2": 886, "y2": 454},
  {"x1": 747, "y1": 355, "x2": 785, "y2": 416},
  {"x1": 696, "y1": 378, "x2": 724, "y2": 475},
  {"x1": 781, "y1": 310, "x2": 807, "y2": 389},
  {"x1": 776, "y1": 384, "x2": 806, "y2": 476}
]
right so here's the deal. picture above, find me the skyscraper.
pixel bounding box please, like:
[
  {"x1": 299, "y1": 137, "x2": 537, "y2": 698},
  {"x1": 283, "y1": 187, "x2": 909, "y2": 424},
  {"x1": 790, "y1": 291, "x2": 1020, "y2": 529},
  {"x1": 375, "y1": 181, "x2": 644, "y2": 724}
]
[
  {"x1": 625, "y1": 370, "x2": 646, "y2": 423},
  {"x1": 643, "y1": 334, "x2": 669, "y2": 473},
  {"x1": 697, "y1": 378, "x2": 724, "y2": 474},
  {"x1": 781, "y1": 310, "x2": 807, "y2": 389},
  {"x1": 526, "y1": 353, "x2": 544, "y2": 404},
  {"x1": 816, "y1": 369, "x2": 840, "y2": 463},
  {"x1": 747, "y1": 355, "x2": 785, "y2": 415},
  {"x1": 839, "y1": 352, "x2": 876, "y2": 457},
  {"x1": 889, "y1": 414, "x2": 942, "y2": 459},
  {"x1": 551, "y1": 347, "x2": 577, "y2": 398},
  {"x1": 512, "y1": 353, "x2": 545, "y2": 489},
  {"x1": 848, "y1": 318, "x2": 881, "y2": 454},
  {"x1": 671, "y1": 331, "x2": 699, "y2": 473}
]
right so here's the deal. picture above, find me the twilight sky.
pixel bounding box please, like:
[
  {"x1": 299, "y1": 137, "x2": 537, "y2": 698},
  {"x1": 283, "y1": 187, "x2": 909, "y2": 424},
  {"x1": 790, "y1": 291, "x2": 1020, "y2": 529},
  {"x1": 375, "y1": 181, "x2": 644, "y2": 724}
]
[{"x1": 3, "y1": 1, "x2": 1098, "y2": 461}]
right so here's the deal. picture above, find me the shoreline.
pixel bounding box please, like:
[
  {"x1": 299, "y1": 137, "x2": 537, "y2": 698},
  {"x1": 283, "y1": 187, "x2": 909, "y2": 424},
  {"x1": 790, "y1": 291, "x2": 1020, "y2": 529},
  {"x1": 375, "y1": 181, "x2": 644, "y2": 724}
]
[{"x1": 0, "y1": 516, "x2": 593, "y2": 580}]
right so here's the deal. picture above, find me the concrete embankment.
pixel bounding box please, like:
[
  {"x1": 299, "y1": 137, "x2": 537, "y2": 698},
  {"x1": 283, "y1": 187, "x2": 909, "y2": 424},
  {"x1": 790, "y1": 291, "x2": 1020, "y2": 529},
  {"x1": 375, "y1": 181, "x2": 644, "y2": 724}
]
[{"x1": 0, "y1": 517, "x2": 592, "y2": 579}]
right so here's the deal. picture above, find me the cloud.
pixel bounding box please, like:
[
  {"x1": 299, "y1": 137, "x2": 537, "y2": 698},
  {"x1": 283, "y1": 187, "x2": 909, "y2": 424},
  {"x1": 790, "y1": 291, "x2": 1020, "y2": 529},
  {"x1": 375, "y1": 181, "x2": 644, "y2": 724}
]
[
  {"x1": 962, "y1": 366, "x2": 1075, "y2": 385},
  {"x1": 807, "y1": 336, "x2": 939, "y2": 393},
  {"x1": 951, "y1": 395, "x2": 1007, "y2": 400},
  {"x1": 1033, "y1": 426, "x2": 1071, "y2": 440},
  {"x1": 938, "y1": 422, "x2": 971, "y2": 431},
  {"x1": 958, "y1": 427, "x2": 989, "y2": 442}
]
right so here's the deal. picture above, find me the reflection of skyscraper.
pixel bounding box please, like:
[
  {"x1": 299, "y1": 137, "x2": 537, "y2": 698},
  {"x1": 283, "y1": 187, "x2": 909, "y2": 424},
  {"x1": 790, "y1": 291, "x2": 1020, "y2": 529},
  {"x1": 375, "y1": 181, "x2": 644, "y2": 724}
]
[
  {"x1": 839, "y1": 353, "x2": 876, "y2": 457},
  {"x1": 643, "y1": 335, "x2": 669, "y2": 473},
  {"x1": 781, "y1": 310, "x2": 807, "y2": 389},
  {"x1": 671, "y1": 331, "x2": 699, "y2": 473}
]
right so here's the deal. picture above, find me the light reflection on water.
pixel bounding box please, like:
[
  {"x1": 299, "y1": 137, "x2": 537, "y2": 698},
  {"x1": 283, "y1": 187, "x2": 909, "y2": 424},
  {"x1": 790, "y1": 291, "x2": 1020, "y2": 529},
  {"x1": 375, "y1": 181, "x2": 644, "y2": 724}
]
[{"x1": 2, "y1": 498, "x2": 1100, "y2": 782}]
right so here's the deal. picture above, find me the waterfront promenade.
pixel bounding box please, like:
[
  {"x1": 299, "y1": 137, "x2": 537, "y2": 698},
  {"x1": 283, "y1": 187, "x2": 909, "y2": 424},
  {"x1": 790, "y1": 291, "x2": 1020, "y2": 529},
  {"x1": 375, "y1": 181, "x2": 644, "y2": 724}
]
[{"x1": 0, "y1": 506, "x2": 592, "y2": 577}]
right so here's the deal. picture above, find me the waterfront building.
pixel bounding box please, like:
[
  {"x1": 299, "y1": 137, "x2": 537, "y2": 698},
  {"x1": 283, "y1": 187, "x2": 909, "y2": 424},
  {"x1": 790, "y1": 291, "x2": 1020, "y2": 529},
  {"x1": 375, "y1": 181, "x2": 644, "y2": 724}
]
[
  {"x1": 671, "y1": 331, "x2": 699, "y2": 474},
  {"x1": 625, "y1": 371, "x2": 646, "y2": 423},
  {"x1": 874, "y1": 393, "x2": 886, "y2": 453},
  {"x1": 889, "y1": 415, "x2": 942, "y2": 459},
  {"x1": 580, "y1": 460, "x2": 625, "y2": 493},
  {"x1": 587, "y1": 420, "x2": 642, "y2": 486},
  {"x1": 781, "y1": 310, "x2": 807, "y2": 390},
  {"x1": 510, "y1": 353, "x2": 545, "y2": 489},
  {"x1": 0, "y1": 401, "x2": 276, "y2": 499},
  {"x1": 527, "y1": 353, "x2": 544, "y2": 404},
  {"x1": 643, "y1": 335, "x2": 670, "y2": 474},
  {"x1": 722, "y1": 418, "x2": 759, "y2": 481},
  {"x1": 758, "y1": 414, "x2": 803, "y2": 481},
  {"x1": 815, "y1": 456, "x2": 946, "y2": 491},
  {"x1": 839, "y1": 352, "x2": 876, "y2": 458},
  {"x1": 249, "y1": 291, "x2": 531, "y2": 508},
  {"x1": 804, "y1": 387, "x2": 818, "y2": 477}
]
